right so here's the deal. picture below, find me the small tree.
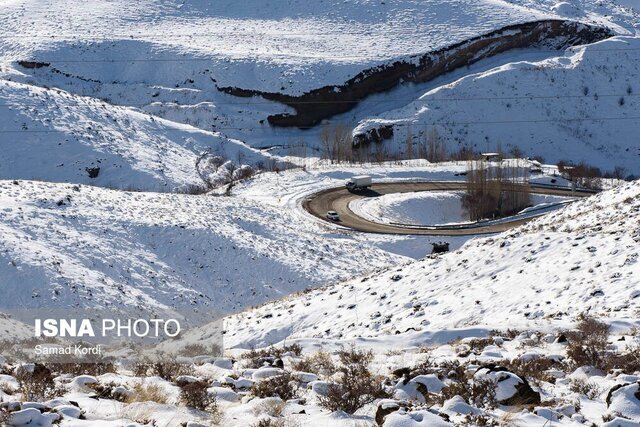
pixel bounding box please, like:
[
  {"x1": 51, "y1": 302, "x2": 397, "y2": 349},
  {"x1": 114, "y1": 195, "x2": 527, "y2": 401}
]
[
  {"x1": 425, "y1": 128, "x2": 447, "y2": 163},
  {"x1": 462, "y1": 161, "x2": 531, "y2": 221},
  {"x1": 404, "y1": 126, "x2": 414, "y2": 160}
]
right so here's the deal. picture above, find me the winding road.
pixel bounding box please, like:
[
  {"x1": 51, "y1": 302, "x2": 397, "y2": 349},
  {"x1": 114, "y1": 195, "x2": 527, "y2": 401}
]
[{"x1": 303, "y1": 181, "x2": 593, "y2": 236}]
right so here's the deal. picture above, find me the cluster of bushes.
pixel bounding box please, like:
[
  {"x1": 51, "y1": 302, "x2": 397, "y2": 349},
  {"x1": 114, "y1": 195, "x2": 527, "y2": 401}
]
[
  {"x1": 462, "y1": 161, "x2": 532, "y2": 221},
  {"x1": 557, "y1": 160, "x2": 632, "y2": 190},
  {"x1": 241, "y1": 343, "x2": 303, "y2": 369},
  {"x1": 565, "y1": 316, "x2": 640, "y2": 373},
  {"x1": 317, "y1": 348, "x2": 389, "y2": 414},
  {"x1": 178, "y1": 379, "x2": 218, "y2": 413},
  {"x1": 246, "y1": 346, "x2": 387, "y2": 415},
  {"x1": 178, "y1": 152, "x2": 259, "y2": 194},
  {"x1": 132, "y1": 355, "x2": 195, "y2": 381}
]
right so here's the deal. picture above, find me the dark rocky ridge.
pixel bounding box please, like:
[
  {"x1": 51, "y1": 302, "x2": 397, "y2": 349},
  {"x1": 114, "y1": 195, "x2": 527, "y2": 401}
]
[{"x1": 218, "y1": 20, "x2": 613, "y2": 130}]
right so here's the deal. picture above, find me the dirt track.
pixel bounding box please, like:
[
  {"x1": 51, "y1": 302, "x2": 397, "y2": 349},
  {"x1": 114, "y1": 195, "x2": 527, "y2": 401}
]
[{"x1": 303, "y1": 181, "x2": 592, "y2": 236}]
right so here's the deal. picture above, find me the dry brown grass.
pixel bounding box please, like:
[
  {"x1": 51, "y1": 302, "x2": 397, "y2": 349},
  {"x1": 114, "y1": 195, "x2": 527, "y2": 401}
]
[
  {"x1": 252, "y1": 399, "x2": 286, "y2": 418},
  {"x1": 127, "y1": 383, "x2": 168, "y2": 404}
]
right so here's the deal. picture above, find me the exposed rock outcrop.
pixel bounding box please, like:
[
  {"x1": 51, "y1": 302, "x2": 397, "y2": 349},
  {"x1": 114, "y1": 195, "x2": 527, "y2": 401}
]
[{"x1": 219, "y1": 20, "x2": 613, "y2": 129}]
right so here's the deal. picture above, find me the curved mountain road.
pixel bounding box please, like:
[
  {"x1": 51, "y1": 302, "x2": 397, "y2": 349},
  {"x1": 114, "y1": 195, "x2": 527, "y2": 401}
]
[{"x1": 303, "y1": 181, "x2": 593, "y2": 236}]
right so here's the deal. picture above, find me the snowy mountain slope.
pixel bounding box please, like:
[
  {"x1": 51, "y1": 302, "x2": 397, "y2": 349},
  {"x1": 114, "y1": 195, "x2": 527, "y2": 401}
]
[
  {"x1": 0, "y1": 0, "x2": 636, "y2": 161},
  {"x1": 508, "y1": 0, "x2": 640, "y2": 30},
  {"x1": 0, "y1": 78, "x2": 269, "y2": 191},
  {"x1": 0, "y1": 0, "x2": 559, "y2": 94},
  {"x1": 225, "y1": 179, "x2": 640, "y2": 348},
  {"x1": 0, "y1": 179, "x2": 404, "y2": 316},
  {"x1": 1, "y1": 0, "x2": 636, "y2": 94},
  {"x1": 355, "y1": 36, "x2": 640, "y2": 174}
]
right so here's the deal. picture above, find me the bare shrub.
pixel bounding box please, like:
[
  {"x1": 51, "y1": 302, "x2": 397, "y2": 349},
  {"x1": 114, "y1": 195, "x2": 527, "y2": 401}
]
[
  {"x1": 133, "y1": 356, "x2": 194, "y2": 381},
  {"x1": 558, "y1": 160, "x2": 604, "y2": 190},
  {"x1": 467, "y1": 338, "x2": 494, "y2": 354},
  {"x1": 607, "y1": 345, "x2": 640, "y2": 373},
  {"x1": 509, "y1": 146, "x2": 525, "y2": 158},
  {"x1": 490, "y1": 329, "x2": 521, "y2": 340},
  {"x1": 450, "y1": 145, "x2": 476, "y2": 161},
  {"x1": 291, "y1": 351, "x2": 336, "y2": 376},
  {"x1": 436, "y1": 359, "x2": 467, "y2": 382},
  {"x1": 440, "y1": 378, "x2": 497, "y2": 409},
  {"x1": 252, "y1": 398, "x2": 286, "y2": 418},
  {"x1": 566, "y1": 317, "x2": 610, "y2": 370},
  {"x1": 439, "y1": 380, "x2": 468, "y2": 402},
  {"x1": 177, "y1": 183, "x2": 208, "y2": 195},
  {"x1": 569, "y1": 378, "x2": 602, "y2": 399},
  {"x1": 252, "y1": 419, "x2": 284, "y2": 427},
  {"x1": 179, "y1": 380, "x2": 218, "y2": 412},
  {"x1": 501, "y1": 356, "x2": 559, "y2": 386},
  {"x1": 317, "y1": 347, "x2": 388, "y2": 414},
  {"x1": 128, "y1": 383, "x2": 168, "y2": 404},
  {"x1": 177, "y1": 343, "x2": 222, "y2": 357},
  {"x1": 470, "y1": 379, "x2": 497, "y2": 409},
  {"x1": 425, "y1": 128, "x2": 447, "y2": 163},
  {"x1": 233, "y1": 164, "x2": 256, "y2": 181},
  {"x1": 49, "y1": 361, "x2": 116, "y2": 377},
  {"x1": 251, "y1": 372, "x2": 298, "y2": 401},
  {"x1": 15, "y1": 364, "x2": 58, "y2": 401},
  {"x1": 87, "y1": 381, "x2": 118, "y2": 400},
  {"x1": 242, "y1": 344, "x2": 303, "y2": 369},
  {"x1": 320, "y1": 124, "x2": 354, "y2": 163}
]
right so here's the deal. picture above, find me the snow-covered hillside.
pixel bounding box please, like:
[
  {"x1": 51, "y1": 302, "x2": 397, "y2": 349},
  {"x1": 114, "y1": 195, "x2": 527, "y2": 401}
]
[
  {"x1": 1, "y1": 0, "x2": 636, "y2": 93},
  {"x1": 0, "y1": 179, "x2": 404, "y2": 314},
  {"x1": 0, "y1": 0, "x2": 557, "y2": 94},
  {"x1": 0, "y1": 79, "x2": 270, "y2": 191},
  {"x1": 226, "y1": 179, "x2": 640, "y2": 348},
  {"x1": 1, "y1": 0, "x2": 638, "y2": 177},
  {"x1": 355, "y1": 36, "x2": 640, "y2": 175}
]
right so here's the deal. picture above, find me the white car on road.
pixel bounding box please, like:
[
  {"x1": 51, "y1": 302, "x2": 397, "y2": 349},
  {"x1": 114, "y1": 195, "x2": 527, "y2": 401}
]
[{"x1": 326, "y1": 211, "x2": 340, "y2": 221}]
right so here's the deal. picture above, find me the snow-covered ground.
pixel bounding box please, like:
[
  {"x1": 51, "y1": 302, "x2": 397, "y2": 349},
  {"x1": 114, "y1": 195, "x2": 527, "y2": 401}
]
[
  {"x1": 226, "y1": 178, "x2": 640, "y2": 349},
  {"x1": 0, "y1": 163, "x2": 487, "y2": 317},
  {"x1": 350, "y1": 191, "x2": 573, "y2": 226},
  {"x1": 1, "y1": 1, "x2": 640, "y2": 425},
  {"x1": 0, "y1": 0, "x2": 563, "y2": 94},
  {"x1": 0, "y1": 179, "x2": 404, "y2": 315},
  {"x1": 0, "y1": 79, "x2": 271, "y2": 191},
  {"x1": 0, "y1": 0, "x2": 636, "y2": 94},
  {"x1": 355, "y1": 36, "x2": 640, "y2": 174},
  {"x1": 0, "y1": 0, "x2": 638, "y2": 175}
]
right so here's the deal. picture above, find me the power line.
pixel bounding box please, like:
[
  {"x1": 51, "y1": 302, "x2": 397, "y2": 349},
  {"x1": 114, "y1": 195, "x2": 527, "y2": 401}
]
[
  {"x1": 1, "y1": 92, "x2": 637, "y2": 108},
  {"x1": 7, "y1": 45, "x2": 640, "y2": 63},
  {"x1": 1, "y1": 115, "x2": 639, "y2": 134}
]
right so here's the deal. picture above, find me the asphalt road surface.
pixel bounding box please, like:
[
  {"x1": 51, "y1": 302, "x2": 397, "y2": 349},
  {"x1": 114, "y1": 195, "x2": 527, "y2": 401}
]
[{"x1": 303, "y1": 181, "x2": 593, "y2": 236}]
